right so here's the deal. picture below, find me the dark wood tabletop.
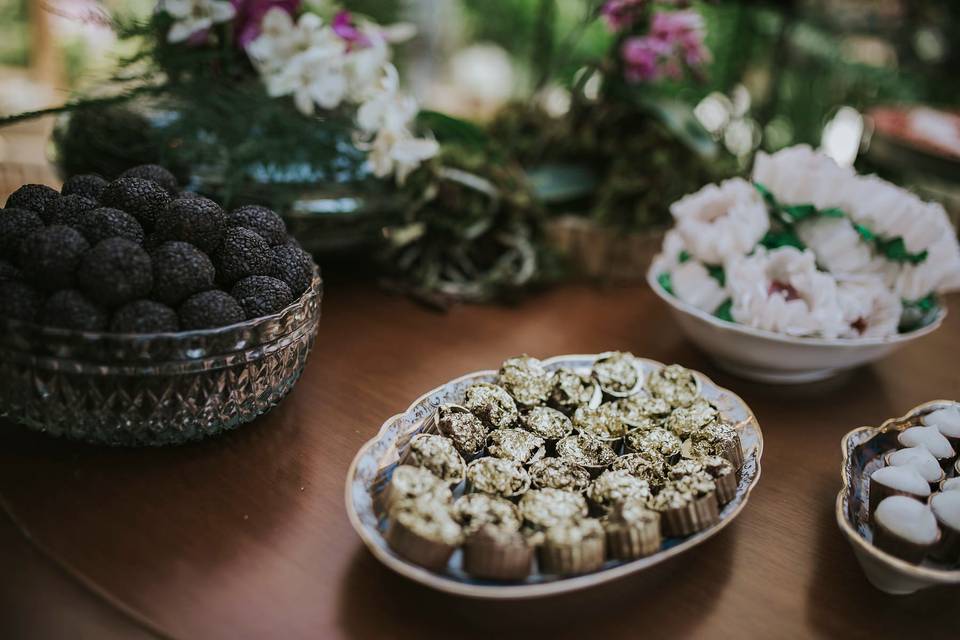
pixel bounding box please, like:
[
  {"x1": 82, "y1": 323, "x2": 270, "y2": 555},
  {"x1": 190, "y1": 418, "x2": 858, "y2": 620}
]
[{"x1": 1, "y1": 275, "x2": 958, "y2": 640}]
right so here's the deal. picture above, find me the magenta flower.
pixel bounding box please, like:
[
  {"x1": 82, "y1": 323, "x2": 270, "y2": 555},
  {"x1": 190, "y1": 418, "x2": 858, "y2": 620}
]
[
  {"x1": 231, "y1": 0, "x2": 300, "y2": 48},
  {"x1": 620, "y1": 9, "x2": 710, "y2": 83},
  {"x1": 332, "y1": 10, "x2": 371, "y2": 49},
  {"x1": 600, "y1": 0, "x2": 646, "y2": 32},
  {"x1": 621, "y1": 36, "x2": 666, "y2": 81},
  {"x1": 650, "y1": 10, "x2": 710, "y2": 66}
]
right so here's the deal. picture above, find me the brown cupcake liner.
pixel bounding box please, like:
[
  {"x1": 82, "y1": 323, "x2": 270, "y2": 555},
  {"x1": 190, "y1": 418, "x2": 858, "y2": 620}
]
[
  {"x1": 537, "y1": 536, "x2": 606, "y2": 576},
  {"x1": 929, "y1": 520, "x2": 960, "y2": 564},
  {"x1": 463, "y1": 538, "x2": 534, "y2": 581},
  {"x1": 660, "y1": 492, "x2": 720, "y2": 537},
  {"x1": 724, "y1": 435, "x2": 744, "y2": 469},
  {"x1": 605, "y1": 521, "x2": 662, "y2": 561},
  {"x1": 872, "y1": 519, "x2": 940, "y2": 564},
  {"x1": 385, "y1": 519, "x2": 457, "y2": 572},
  {"x1": 713, "y1": 471, "x2": 738, "y2": 506},
  {"x1": 868, "y1": 477, "x2": 928, "y2": 516}
]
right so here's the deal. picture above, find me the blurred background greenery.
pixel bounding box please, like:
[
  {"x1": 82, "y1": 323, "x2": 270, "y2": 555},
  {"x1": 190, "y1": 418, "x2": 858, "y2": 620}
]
[{"x1": 1, "y1": 0, "x2": 958, "y2": 221}]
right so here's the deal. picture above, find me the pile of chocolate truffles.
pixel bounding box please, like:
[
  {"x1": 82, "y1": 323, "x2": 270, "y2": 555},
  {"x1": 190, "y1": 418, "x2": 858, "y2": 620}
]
[
  {"x1": 378, "y1": 353, "x2": 745, "y2": 580},
  {"x1": 867, "y1": 405, "x2": 960, "y2": 565}
]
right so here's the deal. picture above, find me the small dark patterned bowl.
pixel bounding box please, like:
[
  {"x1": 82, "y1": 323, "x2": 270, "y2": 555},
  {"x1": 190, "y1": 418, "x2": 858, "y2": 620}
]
[
  {"x1": 837, "y1": 400, "x2": 960, "y2": 594},
  {"x1": 0, "y1": 273, "x2": 322, "y2": 447}
]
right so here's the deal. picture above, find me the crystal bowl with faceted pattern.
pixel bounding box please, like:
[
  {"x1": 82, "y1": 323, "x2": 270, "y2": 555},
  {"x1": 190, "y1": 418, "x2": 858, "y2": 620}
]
[{"x1": 0, "y1": 273, "x2": 322, "y2": 447}]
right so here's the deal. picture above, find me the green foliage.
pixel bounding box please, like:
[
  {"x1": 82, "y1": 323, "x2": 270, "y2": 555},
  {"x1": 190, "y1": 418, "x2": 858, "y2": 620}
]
[
  {"x1": 714, "y1": 298, "x2": 733, "y2": 322},
  {"x1": 707, "y1": 264, "x2": 725, "y2": 287},
  {"x1": 489, "y1": 98, "x2": 734, "y2": 232},
  {"x1": 416, "y1": 110, "x2": 489, "y2": 149},
  {"x1": 900, "y1": 294, "x2": 940, "y2": 332},
  {"x1": 379, "y1": 143, "x2": 556, "y2": 307},
  {"x1": 755, "y1": 182, "x2": 930, "y2": 265},
  {"x1": 657, "y1": 271, "x2": 673, "y2": 296},
  {"x1": 760, "y1": 229, "x2": 805, "y2": 251}
]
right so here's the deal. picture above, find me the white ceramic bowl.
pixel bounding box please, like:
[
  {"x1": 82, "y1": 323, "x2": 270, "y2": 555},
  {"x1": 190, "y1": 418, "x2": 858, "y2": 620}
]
[
  {"x1": 646, "y1": 257, "x2": 946, "y2": 384},
  {"x1": 837, "y1": 401, "x2": 960, "y2": 594}
]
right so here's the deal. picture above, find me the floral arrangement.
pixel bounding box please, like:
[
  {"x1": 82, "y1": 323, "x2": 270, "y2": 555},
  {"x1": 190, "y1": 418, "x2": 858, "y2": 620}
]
[
  {"x1": 655, "y1": 145, "x2": 960, "y2": 339},
  {"x1": 2, "y1": 1, "x2": 549, "y2": 305},
  {"x1": 158, "y1": 0, "x2": 437, "y2": 184},
  {"x1": 489, "y1": 0, "x2": 729, "y2": 233},
  {"x1": 603, "y1": 0, "x2": 710, "y2": 83}
]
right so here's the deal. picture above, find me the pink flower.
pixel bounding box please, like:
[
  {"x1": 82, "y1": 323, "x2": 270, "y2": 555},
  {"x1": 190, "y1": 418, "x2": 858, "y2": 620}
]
[
  {"x1": 231, "y1": 0, "x2": 300, "y2": 48},
  {"x1": 620, "y1": 9, "x2": 710, "y2": 83},
  {"x1": 650, "y1": 10, "x2": 710, "y2": 66},
  {"x1": 601, "y1": 0, "x2": 646, "y2": 32},
  {"x1": 621, "y1": 36, "x2": 666, "y2": 81},
  {"x1": 332, "y1": 10, "x2": 371, "y2": 49}
]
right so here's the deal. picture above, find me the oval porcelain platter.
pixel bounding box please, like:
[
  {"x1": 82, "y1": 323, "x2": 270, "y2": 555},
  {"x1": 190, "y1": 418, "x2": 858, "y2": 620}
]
[{"x1": 345, "y1": 354, "x2": 764, "y2": 599}]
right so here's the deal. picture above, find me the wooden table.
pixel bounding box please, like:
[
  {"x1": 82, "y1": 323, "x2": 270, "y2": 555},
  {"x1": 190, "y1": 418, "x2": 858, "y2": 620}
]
[{"x1": 1, "y1": 277, "x2": 958, "y2": 639}]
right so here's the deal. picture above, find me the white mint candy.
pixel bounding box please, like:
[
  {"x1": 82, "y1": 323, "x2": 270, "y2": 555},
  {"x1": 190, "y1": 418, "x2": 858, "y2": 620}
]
[
  {"x1": 941, "y1": 477, "x2": 960, "y2": 492},
  {"x1": 886, "y1": 447, "x2": 943, "y2": 483},
  {"x1": 898, "y1": 426, "x2": 956, "y2": 460},
  {"x1": 870, "y1": 465, "x2": 930, "y2": 496},
  {"x1": 874, "y1": 496, "x2": 939, "y2": 545},
  {"x1": 931, "y1": 491, "x2": 960, "y2": 531},
  {"x1": 923, "y1": 406, "x2": 960, "y2": 438}
]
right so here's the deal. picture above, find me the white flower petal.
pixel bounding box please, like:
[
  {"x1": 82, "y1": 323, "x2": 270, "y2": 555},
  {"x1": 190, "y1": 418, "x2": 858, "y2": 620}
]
[
  {"x1": 381, "y1": 22, "x2": 418, "y2": 43},
  {"x1": 162, "y1": 0, "x2": 193, "y2": 19},
  {"x1": 671, "y1": 178, "x2": 768, "y2": 264},
  {"x1": 796, "y1": 216, "x2": 876, "y2": 276},
  {"x1": 293, "y1": 89, "x2": 315, "y2": 116},
  {"x1": 836, "y1": 276, "x2": 902, "y2": 338},
  {"x1": 167, "y1": 19, "x2": 205, "y2": 43},
  {"x1": 672, "y1": 261, "x2": 728, "y2": 313},
  {"x1": 727, "y1": 247, "x2": 847, "y2": 337},
  {"x1": 209, "y1": 1, "x2": 236, "y2": 24}
]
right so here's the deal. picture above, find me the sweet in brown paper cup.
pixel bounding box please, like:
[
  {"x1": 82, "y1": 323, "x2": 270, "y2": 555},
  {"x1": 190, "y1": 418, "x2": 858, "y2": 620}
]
[
  {"x1": 660, "y1": 492, "x2": 720, "y2": 537},
  {"x1": 463, "y1": 534, "x2": 534, "y2": 581},
  {"x1": 929, "y1": 520, "x2": 960, "y2": 564},
  {"x1": 537, "y1": 536, "x2": 605, "y2": 576},
  {"x1": 883, "y1": 451, "x2": 944, "y2": 492},
  {"x1": 872, "y1": 519, "x2": 939, "y2": 564},
  {"x1": 385, "y1": 519, "x2": 458, "y2": 572},
  {"x1": 713, "y1": 471, "x2": 738, "y2": 506},
  {"x1": 725, "y1": 434, "x2": 744, "y2": 469},
  {"x1": 605, "y1": 520, "x2": 661, "y2": 561}
]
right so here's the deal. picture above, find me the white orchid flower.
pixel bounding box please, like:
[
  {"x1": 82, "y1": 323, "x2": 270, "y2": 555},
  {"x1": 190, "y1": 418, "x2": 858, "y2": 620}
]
[
  {"x1": 266, "y1": 48, "x2": 347, "y2": 114},
  {"x1": 162, "y1": 0, "x2": 236, "y2": 44}
]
